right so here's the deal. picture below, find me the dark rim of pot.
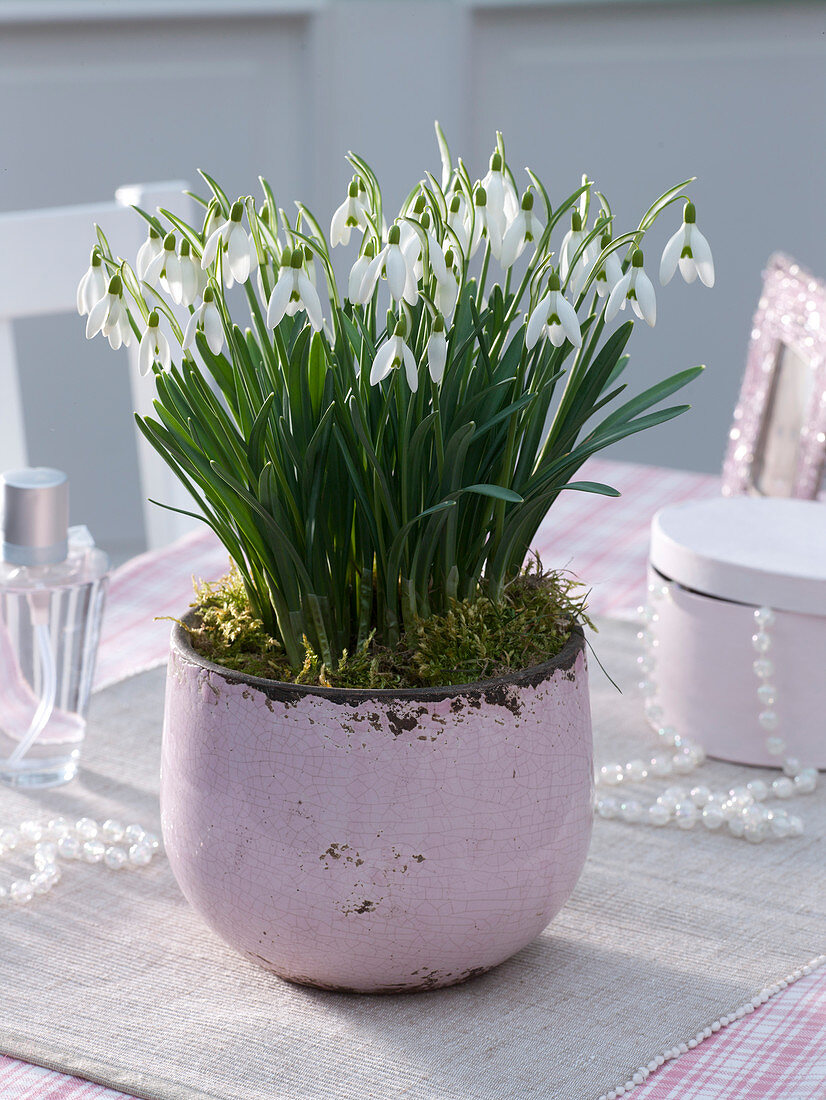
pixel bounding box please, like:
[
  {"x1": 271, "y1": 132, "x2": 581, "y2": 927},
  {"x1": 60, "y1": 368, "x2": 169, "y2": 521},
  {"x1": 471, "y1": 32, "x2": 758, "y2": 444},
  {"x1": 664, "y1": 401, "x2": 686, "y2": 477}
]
[{"x1": 171, "y1": 613, "x2": 586, "y2": 705}]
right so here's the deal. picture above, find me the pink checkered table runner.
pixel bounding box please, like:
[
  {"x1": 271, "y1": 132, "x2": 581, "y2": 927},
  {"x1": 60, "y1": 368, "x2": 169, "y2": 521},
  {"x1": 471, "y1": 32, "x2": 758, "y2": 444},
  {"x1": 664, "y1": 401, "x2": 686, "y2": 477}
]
[{"x1": 3, "y1": 459, "x2": 824, "y2": 1100}]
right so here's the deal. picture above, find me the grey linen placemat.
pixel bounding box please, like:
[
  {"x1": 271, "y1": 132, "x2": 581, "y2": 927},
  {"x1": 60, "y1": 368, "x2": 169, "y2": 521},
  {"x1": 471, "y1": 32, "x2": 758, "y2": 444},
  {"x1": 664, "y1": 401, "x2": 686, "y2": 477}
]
[{"x1": 0, "y1": 617, "x2": 823, "y2": 1100}]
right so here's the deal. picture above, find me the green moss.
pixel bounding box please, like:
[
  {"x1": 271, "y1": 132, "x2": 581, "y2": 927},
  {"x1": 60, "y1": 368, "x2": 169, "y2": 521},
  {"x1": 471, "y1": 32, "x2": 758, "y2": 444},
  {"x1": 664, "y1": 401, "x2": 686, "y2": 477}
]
[{"x1": 186, "y1": 557, "x2": 592, "y2": 689}]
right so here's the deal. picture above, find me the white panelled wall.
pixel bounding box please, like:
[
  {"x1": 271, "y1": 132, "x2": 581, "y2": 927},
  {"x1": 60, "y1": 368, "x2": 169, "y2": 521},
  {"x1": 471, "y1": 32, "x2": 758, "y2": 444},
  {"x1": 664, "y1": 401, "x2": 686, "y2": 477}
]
[{"x1": 1, "y1": 0, "x2": 824, "y2": 556}]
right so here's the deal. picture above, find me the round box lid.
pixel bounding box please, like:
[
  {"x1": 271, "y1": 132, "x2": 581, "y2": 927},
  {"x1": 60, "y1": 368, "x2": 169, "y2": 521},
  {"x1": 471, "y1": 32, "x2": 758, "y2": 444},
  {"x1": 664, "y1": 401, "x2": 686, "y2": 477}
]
[{"x1": 650, "y1": 497, "x2": 826, "y2": 616}]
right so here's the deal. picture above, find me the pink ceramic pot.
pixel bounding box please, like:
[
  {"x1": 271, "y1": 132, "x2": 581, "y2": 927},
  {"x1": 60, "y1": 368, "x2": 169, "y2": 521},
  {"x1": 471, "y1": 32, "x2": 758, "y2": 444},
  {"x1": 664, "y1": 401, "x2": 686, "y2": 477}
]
[{"x1": 160, "y1": 619, "x2": 593, "y2": 993}]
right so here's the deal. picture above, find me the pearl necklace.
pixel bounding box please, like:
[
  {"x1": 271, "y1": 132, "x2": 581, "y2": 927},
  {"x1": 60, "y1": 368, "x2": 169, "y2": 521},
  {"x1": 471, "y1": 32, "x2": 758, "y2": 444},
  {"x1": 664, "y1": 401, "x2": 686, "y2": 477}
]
[
  {"x1": 594, "y1": 582, "x2": 818, "y2": 841},
  {"x1": 0, "y1": 816, "x2": 161, "y2": 904}
]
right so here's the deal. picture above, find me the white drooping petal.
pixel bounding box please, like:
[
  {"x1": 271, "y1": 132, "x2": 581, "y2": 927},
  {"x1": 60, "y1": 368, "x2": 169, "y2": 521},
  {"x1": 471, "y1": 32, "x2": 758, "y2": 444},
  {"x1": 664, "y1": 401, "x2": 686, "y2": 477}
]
[
  {"x1": 484, "y1": 170, "x2": 504, "y2": 224},
  {"x1": 166, "y1": 252, "x2": 183, "y2": 304},
  {"x1": 605, "y1": 271, "x2": 631, "y2": 322},
  {"x1": 500, "y1": 214, "x2": 526, "y2": 269},
  {"x1": 426, "y1": 233, "x2": 447, "y2": 284},
  {"x1": 76, "y1": 270, "x2": 88, "y2": 315},
  {"x1": 526, "y1": 294, "x2": 550, "y2": 349},
  {"x1": 503, "y1": 181, "x2": 520, "y2": 228},
  {"x1": 267, "y1": 271, "x2": 295, "y2": 328},
  {"x1": 435, "y1": 270, "x2": 458, "y2": 318},
  {"x1": 226, "y1": 223, "x2": 251, "y2": 284},
  {"x1": 348, "y1": 254, "x2": 371, "y2": 302},
  {"x1": 553, "y1": 292, "x2": 583, "y2": 347},
  {"x1": 596, "y1": 252, "x2": 624, "y2": 298},
  {"x1": 248, "y1": 235, "x2": 259, "y2": 277},
  {"x1": 118, "y1": 304, "x2": 133, "y2": 348},
  {"x1": 179, "y1": 257, "x2": 200, "y2": 307},
  {"x1": 469, "y1": 207, "x2": 485, "y2": 259},
  {"x1": 402, "y1": 263, "x2": 419, "y2": 307},
  {"x1": 201, "y1": 222, "x2": 226, "y2": 269},
  {"x1": 182, "y1": 308, "x2": 200, "y2": 350},
  {"x1": 399, "y1": 221, "x2": 420, "y2": 258},
  {"x1": 203, "y1": 301, "x2": 224, "y2": 354},
  {"x1": 106, "y1": 301, "x2": 130, "y2": 350},
  {"x1": 158, "y1": 330, "x2": 171, "y2": 371},
  {"x1": 136, "y1": 236, "x2": 160, "y2": 281},
  {"x1": 689, "y1": 225, "x2": 715, "y2": 288},
  {"x1": 85, "y1": 294, "x2": 111, "y2": 339},
  {"x1": 633, "y1": 268, "x2": 657, "y2": 327},
  {"x1": 297, "y1": 271, "x2": 324, "y2": 331},
  {"x1": 402, "y1": 342, "x2": 419, "y2": 393},
  {"x1": 330, "y1": 199, "x2": 352, "y2": 247},
  {"x1": 138, "y1": 328, "x2": 155, "y2": 376},
  {"x1": 142, "y1": 249, "x2": 166, "y2": 287},
  {"x1": 447, "y1": 200, "x2": 471, "y2": 256},
  {"x1": 358, "y1": 251, "x2": 384, "y2": 302},
  {"x1": 427, "y1": 332, "x2": 447, "y2": 383},
  {"x1": 385, "y1": 245, "x2": 408, "y2": 300},
  {"x1": 483, "y1": 168, "x2": 514, "y2": 248},
  {"x1": 559, "y1": 229, "x2": 576, "y2": 280},
  {"x1": 370, "y1": 337, "x2": 398, "y2": 386},
  {"x1": 107, "y1": 321, "x2": 123, "y2": 351},
  {"x1": 659, "y1": 226, "x2": 684, "y2": 286},
  {"x1": 77, "y1": 265, "x2": 107, "y2": 315},
  {"x1": 678, "y1": 255, "x2": 699, "y2": 284}
]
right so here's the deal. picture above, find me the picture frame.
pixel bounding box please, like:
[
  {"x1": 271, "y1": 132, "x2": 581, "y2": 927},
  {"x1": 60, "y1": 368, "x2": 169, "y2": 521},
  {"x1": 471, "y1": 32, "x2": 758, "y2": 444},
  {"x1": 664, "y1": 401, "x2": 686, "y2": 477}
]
[{"x1": 722, "y1": 253, "x2": 826, "y2": 499}]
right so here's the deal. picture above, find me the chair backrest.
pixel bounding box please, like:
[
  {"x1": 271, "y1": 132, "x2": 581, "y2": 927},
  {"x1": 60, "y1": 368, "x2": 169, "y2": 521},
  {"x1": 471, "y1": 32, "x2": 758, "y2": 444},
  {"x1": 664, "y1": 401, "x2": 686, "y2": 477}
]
[{"x1": 0, "y1": 182, "x2": 200, "y2": 550}]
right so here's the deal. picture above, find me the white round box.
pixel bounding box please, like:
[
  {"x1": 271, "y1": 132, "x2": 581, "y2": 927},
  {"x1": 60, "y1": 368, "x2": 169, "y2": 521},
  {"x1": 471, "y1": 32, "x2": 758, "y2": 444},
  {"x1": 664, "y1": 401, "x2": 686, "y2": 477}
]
[{"x1": 647, "y1": 496, "x2": 826, "y2": 768}]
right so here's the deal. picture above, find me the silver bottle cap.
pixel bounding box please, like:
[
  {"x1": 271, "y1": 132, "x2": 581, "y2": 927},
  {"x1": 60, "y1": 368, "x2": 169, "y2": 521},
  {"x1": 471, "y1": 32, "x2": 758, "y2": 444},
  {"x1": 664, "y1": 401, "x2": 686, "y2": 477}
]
[{"x1": 1, "y1": 468, "x2": 69, "y2": 566}]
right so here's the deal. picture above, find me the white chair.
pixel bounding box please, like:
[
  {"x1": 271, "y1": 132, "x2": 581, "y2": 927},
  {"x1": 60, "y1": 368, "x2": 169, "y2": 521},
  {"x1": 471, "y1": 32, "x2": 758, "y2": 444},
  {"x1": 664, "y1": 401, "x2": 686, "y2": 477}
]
[{"x1": 0, "y1": 182, "x2": 200, "y2": 550}]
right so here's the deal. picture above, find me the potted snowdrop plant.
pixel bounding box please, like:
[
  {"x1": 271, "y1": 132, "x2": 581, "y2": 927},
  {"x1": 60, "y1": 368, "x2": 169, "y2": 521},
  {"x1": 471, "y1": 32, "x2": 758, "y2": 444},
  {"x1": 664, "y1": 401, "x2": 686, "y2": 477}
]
[{"x1": 80, "y1": 126, "x2": 712, "y2": 992}]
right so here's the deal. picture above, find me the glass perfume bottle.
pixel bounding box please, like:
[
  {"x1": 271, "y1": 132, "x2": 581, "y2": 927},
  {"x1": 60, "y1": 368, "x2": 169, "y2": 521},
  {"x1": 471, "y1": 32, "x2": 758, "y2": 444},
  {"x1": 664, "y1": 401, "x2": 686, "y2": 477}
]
[{"x1": 0, "y1": 468, "x2": 109, "y2": 788}]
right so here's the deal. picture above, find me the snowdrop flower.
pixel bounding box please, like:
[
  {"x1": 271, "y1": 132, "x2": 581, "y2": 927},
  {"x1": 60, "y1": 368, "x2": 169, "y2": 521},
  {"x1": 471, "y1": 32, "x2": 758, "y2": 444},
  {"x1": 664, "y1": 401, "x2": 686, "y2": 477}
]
[
  {"x1": 426, "y1": 314, "x2": 448, "y2": 384},
  {"x1": 593, "y1": 233, "x2": 624, "y2": 299},
  {"x1": 606, "y1": 249, "x2": 657, "y2": 327},
  {"x1": 401, "y1": 221, "x2": 423, "y2": 288},
  {"x1": 136, "y1": 229, "x2": 163, "y2": 281},
  {"x1": 76, "y1": 249, "x2": 107, "y2": 316},
  {"x1": 330, "y1": 179, "x2": 368, "y2": 247},
  {"x1": 469, "y1": 186, "x2": 492, "y2": 260},
  {"x1": 138, "y1": 310, "x2": 171, "y2": 375},
  {"x1": 85, "y1": 274, "x2": 133, "y2": 350},
  {"x1": 266, "y1": 248, "x2": 324, "y2": 331},
  {"x1": 142, "y1": 232, "x2": 177, "y2": 292},
  {"x1": 500, "y1": 191, "x2": 545, "y2": 269},
  {"x1": 560, "y1": 212, "x2": 594, "y2": 299},
  {"x1": 659, "y1": 202, "x2": 714, "y2": 287},
  {"x1": 370, "y1": 321, "x2": 419, "y2": 392},
  {"x1": 526, "y1": 273, "x2": 582, "y2": 350},
  {"x1": 201, "y1": 201, "x2": 254, "y2": 285},
  {"x1": 348, "y1": 241, "x2": 376, "y2": 303},
  {"x1": 435, "y1": 248, "x2": 459, "y2": 319},
  {"x1": 166, "y1": 238, "x2": 206, "y2": 307},
  {"x1": 182, "y1": 287, "x2": 224, "y2": 355},
  {"x1": 417, "y1": 212, "x2": 447, "y2": 285},
  {"x1": 446, "y1": 189, "x2": 471, "y2": 256},
  {"x1": 360, "y1": 225, "x2": 419, "y2": 305},
  {"x1": 481, "y1": 152, "x2": 519, "y2": 249}
]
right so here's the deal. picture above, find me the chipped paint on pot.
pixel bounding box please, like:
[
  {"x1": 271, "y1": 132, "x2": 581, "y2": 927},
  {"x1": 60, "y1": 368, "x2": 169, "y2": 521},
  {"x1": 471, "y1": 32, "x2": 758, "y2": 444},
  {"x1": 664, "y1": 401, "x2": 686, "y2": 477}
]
[{"x1": 160, "y1": 616, "x2": 594, "y2": 993}]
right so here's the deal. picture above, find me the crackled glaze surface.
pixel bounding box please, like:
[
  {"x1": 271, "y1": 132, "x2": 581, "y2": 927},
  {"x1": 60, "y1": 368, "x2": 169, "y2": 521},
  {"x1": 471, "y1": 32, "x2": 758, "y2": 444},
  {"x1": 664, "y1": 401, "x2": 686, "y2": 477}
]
[{"x1": 160, "y1": 626, "x2": 593, "y2": 992}]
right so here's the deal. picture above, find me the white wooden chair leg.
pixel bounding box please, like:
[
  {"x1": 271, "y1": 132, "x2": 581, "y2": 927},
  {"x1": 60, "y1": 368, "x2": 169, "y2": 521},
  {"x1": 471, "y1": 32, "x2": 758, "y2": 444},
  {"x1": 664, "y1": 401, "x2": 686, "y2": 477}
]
[{"x1": 0, "y1": 320, "x2": 28, "y2": 472}]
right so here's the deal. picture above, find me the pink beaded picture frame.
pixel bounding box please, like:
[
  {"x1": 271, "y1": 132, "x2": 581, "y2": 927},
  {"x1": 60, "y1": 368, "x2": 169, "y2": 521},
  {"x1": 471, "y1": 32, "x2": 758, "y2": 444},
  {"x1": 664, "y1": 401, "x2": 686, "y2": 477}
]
[{"x1": 722, "y1": 254, "x2": 826, "y2": 499}]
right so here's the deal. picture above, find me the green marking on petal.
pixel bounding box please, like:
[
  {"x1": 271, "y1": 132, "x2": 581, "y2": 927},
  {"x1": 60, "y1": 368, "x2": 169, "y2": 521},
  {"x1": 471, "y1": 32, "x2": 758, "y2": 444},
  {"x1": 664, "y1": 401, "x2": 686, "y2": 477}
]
[{"x1": 680, "y1": 245, "x2": 693, "y2": 259}]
